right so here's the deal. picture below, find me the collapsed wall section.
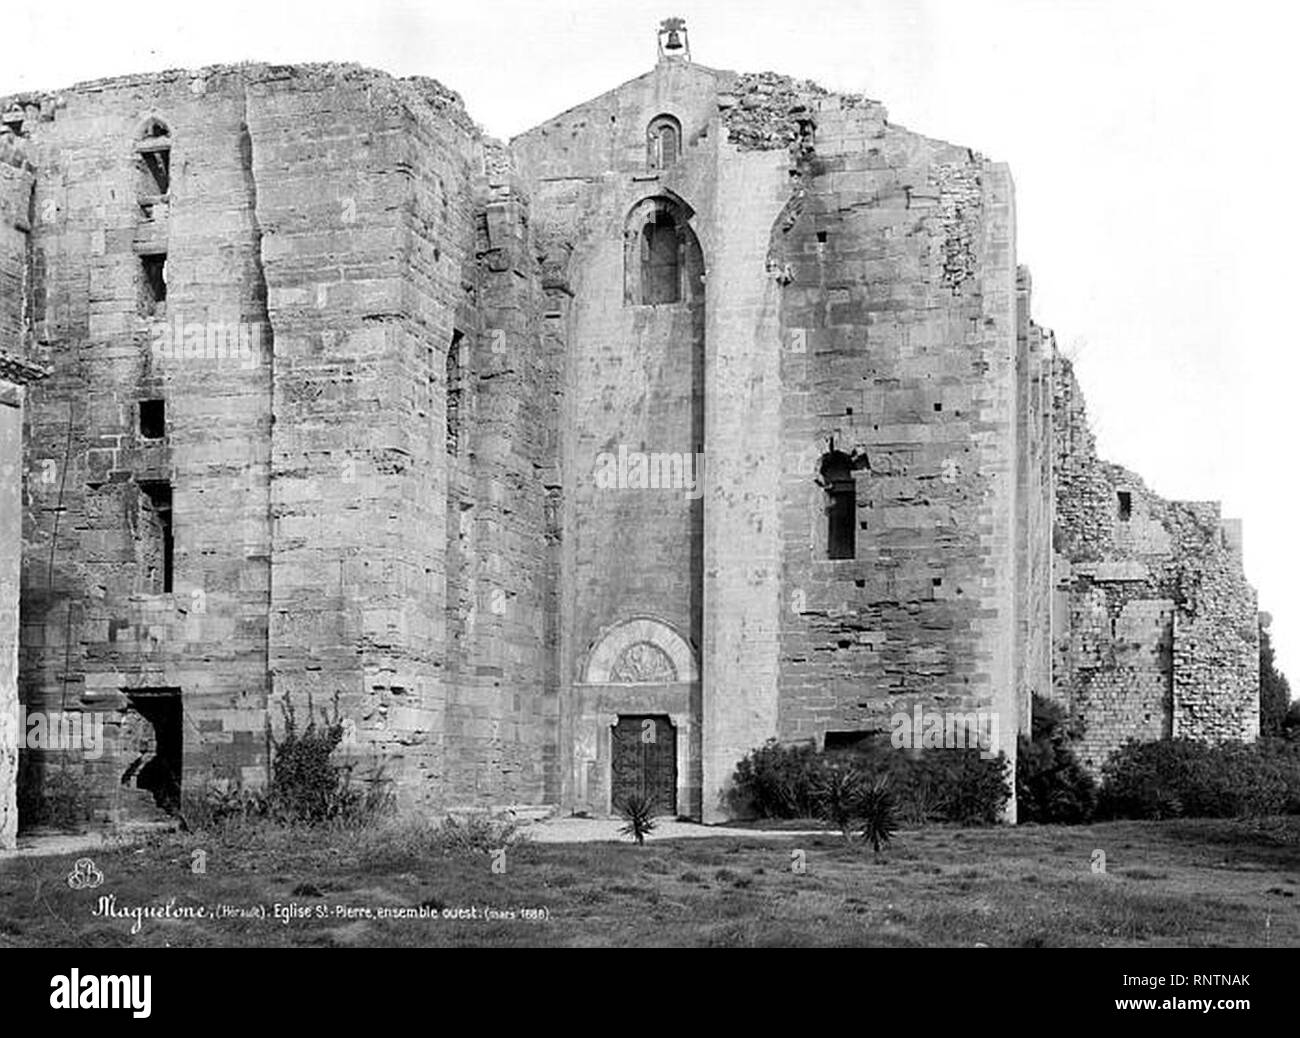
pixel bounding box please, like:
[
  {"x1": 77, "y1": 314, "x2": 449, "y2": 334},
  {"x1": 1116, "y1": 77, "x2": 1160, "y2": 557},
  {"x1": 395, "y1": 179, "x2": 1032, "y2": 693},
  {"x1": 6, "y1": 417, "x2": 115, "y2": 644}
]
[{"x1": 1052, "y1": 356, "x2": 1258, "y2": 773}]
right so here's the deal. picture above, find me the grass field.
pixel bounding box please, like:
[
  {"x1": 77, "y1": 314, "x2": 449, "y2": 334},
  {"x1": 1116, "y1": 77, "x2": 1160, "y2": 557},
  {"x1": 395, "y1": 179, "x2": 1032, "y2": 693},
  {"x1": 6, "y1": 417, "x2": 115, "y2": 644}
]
[{"x1": 1, "y1": 816, "x2": 1296, "y2": 947}]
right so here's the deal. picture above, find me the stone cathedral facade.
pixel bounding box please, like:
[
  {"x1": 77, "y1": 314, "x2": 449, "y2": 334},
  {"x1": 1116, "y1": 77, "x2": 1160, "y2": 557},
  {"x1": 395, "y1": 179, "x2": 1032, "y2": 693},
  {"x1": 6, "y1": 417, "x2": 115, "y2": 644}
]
[{"x1": 0, "y1": 23, "x2": 1260, "y2": 844}]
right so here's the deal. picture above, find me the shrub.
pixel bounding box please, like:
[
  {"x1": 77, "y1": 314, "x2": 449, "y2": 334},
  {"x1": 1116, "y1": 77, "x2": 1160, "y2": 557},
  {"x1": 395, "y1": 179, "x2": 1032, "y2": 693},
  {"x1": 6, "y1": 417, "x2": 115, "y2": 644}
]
[
  {"x1": 1257, "y1": 738, "x2": 1300, "y2": 814},
  {"x1": 260, "y1": 693, "x2": 394, "y2": 826},
  {"x1": 16, "y1": 765, "x2": 92, "y2": 833},
  {"x1": 615, "y1": 792, "x2": 659, "y2": 845},
  {"x1": 729, "y1": 734, "x2": 1010, "y2": 827},
  {"x1": 431, "y1": 813, "x2": 525, "y2": 854},
  {"x1": 178, "y1": 783, "x2": 269, "y2": 830},
  {"x1": 1284, "y1": 700, "x2": 1300, "y2": 741},
  {"x1": 1016, "y1": 696, "x2": 1097, "y2": 823},
  {"x1": 1097, "y1": 738, "x2": 1298, "y2": 820},
  {"x1": 726, "y1": 739, "x2": 827, "y2": 818},
  {"x1": 833, "y1": 736, "x2": 1010, "y2": 826},
  {"x1": 266, "y1": 694, "x2": 347, "y2": 823},
  {"x1": 355, "y1": 813, "x2": 527, "y2": 870}
]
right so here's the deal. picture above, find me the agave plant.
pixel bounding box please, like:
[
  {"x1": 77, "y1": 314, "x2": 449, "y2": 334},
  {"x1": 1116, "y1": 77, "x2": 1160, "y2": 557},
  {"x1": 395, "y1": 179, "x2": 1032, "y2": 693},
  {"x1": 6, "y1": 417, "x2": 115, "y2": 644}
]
[
  {"x1": 813, "y1": 763, "x2": 869, "y2": 841},
  {"x1": 616, "y1": 792, "x2": 659, "y2": 845},
  {"x1": 857, "y1": 774, "x2": 899, "y2": 854}
]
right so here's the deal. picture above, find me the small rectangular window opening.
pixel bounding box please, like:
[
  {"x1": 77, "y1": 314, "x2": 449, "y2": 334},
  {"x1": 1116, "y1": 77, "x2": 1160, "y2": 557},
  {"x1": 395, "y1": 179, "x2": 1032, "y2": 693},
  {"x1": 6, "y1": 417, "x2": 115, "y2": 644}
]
[
  {"x1": 139, "y1": 399, "x2": 165, "y2": 440},
  {"x1": 827, "y1": 485, "x2": 855, "y2": 559},
  {"x1": 1117, "y1": 490, "x2": 1132, "y2": 521},
  {"x1": 141, "y1": 253, "x2": 167, "y2": 313}
]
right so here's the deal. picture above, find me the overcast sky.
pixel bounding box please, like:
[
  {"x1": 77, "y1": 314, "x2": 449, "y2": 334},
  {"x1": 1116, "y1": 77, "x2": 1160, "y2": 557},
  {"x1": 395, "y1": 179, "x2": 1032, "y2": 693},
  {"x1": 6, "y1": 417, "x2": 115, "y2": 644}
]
[{"x1": 9, "y1": 0, "x2": 1297, "y2": 682}]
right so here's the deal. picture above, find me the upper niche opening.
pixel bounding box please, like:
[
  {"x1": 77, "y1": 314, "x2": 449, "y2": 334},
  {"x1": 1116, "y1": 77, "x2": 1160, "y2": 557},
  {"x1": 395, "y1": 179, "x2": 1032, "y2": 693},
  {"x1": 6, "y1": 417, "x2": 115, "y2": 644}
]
[
  {"x1": 624, "y1": 196, "x2": 702, "y2": 307},
  {"x1": 641, "y1": 212, "x2": 681, "y2": 304}
]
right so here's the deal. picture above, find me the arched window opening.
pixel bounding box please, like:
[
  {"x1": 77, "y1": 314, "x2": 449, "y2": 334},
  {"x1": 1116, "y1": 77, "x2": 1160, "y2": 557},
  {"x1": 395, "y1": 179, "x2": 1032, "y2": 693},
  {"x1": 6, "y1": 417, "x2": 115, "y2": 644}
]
[
  {"x1": 136, "y1": 118, "x2": 171, "y2": 196},
  {"x1": 624, "y1": 195, "x2": 702, "y2": 307},
  {"x1": 822, "y1": 451, "x2": 858, "y2": 560},
  {"x1": 647, "y1": 115, "x2": 682, "y2": 169},
  {"x1": 641, "y1": 212, "x2": 680, "y2": 304}
]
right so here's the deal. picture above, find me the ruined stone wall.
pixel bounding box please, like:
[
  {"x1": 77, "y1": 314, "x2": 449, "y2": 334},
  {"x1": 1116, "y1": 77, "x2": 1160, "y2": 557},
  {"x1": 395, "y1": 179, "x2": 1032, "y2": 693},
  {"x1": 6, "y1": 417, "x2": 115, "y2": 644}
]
[
  {"x1": 747, "y1": 76, "x2": 1023, "y2": 793},
  {"x1": 1052, "y1": 357, "x2": 1258, "y2": 773},
  {"x1": 0, "y1": 137, "x2": 36, "y2": 847},
  {"x1": 4, "y1": 64, "x2": 555, "y2": 821},
  {"x1": 1171, "y1": 511, "x2": 1260, "y2": 743},
  {"x1": 10, "y1": 70, "x2": 290, "y2": 820}
]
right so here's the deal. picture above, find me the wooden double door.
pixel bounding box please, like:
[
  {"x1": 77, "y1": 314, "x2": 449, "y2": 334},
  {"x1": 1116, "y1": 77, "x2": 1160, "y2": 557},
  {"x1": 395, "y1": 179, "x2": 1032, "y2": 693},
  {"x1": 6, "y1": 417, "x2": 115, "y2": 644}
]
[{"x1": 610, "y1": 715, "x2": 677, "y2": 817}]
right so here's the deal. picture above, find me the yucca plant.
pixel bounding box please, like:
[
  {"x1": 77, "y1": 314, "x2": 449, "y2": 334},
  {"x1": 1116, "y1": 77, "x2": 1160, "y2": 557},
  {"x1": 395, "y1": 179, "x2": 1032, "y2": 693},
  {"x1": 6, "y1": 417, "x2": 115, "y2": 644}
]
[
  {"x1": 616, "y1": 792, "x2": 659, "y2": 845},
  {"x1": 813, "y1": 762, "x2": 869, "y2": 841},
  {"x1": 857, "y1": 774, "x2": 899, "y2": 854}
]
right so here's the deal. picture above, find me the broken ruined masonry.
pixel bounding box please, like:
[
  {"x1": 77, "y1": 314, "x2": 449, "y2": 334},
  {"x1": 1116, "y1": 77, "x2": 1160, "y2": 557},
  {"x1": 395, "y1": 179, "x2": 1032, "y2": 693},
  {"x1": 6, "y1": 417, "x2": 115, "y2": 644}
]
[{"x1": 0, "y1": 25, "x2": 1259, "y2": 847}]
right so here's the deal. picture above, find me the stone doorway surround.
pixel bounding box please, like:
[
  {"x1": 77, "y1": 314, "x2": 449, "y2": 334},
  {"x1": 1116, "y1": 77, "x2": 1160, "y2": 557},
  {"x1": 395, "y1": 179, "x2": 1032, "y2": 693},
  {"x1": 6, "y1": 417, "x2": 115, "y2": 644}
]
[{"x1": 571, "y1": 617, "x2": 701, "y2": 819}]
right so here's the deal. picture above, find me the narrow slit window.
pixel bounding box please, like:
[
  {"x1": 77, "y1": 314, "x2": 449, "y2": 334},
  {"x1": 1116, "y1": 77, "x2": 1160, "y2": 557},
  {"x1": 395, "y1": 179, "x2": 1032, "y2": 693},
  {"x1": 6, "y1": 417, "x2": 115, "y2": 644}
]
[
  {"x1": 1117, "y1": 490, "x2": 1132, "y2": 521},
  {"x1": 446, "y1": 329, "x2": 464, "y2": 455},
  {"x1": 138, "y1": 480, "x2": 173, "y2": 592}
]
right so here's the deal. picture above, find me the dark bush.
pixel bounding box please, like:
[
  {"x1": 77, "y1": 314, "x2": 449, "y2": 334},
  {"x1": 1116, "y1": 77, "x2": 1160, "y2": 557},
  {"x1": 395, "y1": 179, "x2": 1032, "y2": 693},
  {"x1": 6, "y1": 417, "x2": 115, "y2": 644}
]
[
  {"x1": 1251, "y1": 737, "x2": 1300, "y2": 814},
  {"x1": 1016, "y1": 696, "x2": 1097, "y2": 823},
  {"x1": 16, "y1": 763, "x2": 91, "y2": 833},
  {"x1": 264, "y1": 694, "x2": 394, "y2": 826},
  {"x1": 832, "y1": 736, "x2": 1010, "y2": 826},
  {"x1": 728, "y1": 734, "x2": 1010, "y2": 826},
  {"x1": 726, "y1": 739, "x2": 827, "y2": 818},
  {"x1": 1284, "y1": 700, "x2": 1300, "y2": 740},
  {"x1": 1097, "y1": 738, "x2": 1298, "y2": 820}
]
